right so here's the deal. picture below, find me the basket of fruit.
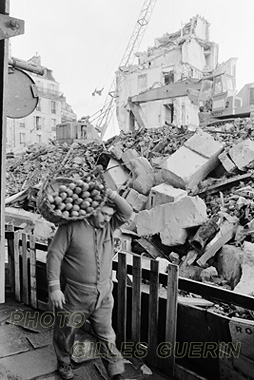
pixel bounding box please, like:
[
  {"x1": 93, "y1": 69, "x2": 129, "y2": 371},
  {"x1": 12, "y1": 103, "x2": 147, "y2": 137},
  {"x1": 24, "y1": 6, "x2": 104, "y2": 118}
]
[{"x1": 37, "y1": 168, "x2": 107, "y2": 225}]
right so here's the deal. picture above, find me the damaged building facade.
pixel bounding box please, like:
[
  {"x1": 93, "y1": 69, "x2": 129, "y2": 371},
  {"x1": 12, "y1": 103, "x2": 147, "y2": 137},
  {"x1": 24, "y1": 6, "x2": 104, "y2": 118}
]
[
  {"x1": 115, "y1": 15, "x2": 234, "y2": 132},
  {"x1": 6, "y1": 54, "x2": 77, "y2": 154}
]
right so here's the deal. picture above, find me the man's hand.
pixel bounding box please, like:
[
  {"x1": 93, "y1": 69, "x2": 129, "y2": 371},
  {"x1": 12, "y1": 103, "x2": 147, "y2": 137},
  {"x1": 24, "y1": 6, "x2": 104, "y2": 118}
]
[
  {"x1": 49, "y1": 289, "x2": 66, "y2": 309},
  {"x1": 106, "y1": 188, "x2": 117, "y2": 200}
]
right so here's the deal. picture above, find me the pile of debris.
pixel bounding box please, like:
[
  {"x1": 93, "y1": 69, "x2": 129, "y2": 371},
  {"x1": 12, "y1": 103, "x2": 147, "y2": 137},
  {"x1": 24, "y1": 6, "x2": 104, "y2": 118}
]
[{"x1": 5, "y1": 118, "x2": 254, "y2": 310}]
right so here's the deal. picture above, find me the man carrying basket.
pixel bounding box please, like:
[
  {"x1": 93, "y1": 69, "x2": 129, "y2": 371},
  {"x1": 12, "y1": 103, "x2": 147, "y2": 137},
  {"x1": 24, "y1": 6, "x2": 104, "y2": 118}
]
[{"x1": 46, "y1": 188, "x2": 133, "y2": 380}]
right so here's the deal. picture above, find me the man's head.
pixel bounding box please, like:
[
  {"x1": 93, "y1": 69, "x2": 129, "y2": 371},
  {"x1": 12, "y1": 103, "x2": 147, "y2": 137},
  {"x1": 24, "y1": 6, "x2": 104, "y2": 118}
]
[{"x1": 90, "y1": 202, "x2": 115, "y2": 228}]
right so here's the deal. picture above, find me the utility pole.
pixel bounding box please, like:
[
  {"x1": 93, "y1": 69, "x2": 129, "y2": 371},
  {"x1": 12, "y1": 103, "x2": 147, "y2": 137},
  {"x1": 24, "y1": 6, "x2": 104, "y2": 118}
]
[{"x1": 0, "y1": 0, "x2": 24, "y2": 303}]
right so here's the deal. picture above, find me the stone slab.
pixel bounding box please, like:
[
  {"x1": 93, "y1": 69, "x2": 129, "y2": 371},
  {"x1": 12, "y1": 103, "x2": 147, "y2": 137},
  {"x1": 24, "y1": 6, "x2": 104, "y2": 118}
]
[
  {"x1": 0, "y1": 337, "x2": 30, "y2": 358},
  {"x1": 162, "y1": 145, "x2": 221, "y2": 190},
  {"x1": 135, "y1": 196, "x2": 207, "y2": 246},
  {"x1": 6, "y1": 307, "x2": 54, "y2": 333},
  {"x1": 149, "y1": 183, "x2": 187, "y2": 208},
  {"x1": 121, "y1": 148, "x2": 140, "y2": 170},
  {"x1": 218, "y1": 151, "x2": 237, "y2": 174},
  {"x1": 233, "y1": 241, "x2": 254, "y2": 297},
  {"x1": 125, "y1": 188, "x2": 148, "y2": 212},
  {"x1": 0, "y1": 308, "x2": 16, "y2": 325},
  {"x1": 26, "y1": 329, "x2": 53, "y2": 349},
  {"x1": 184, "y1": 131, "x2": 224, "y2": 159},
  {"x1": 0, "y1": 345, "x2": 56, "y2": 379},
  {"x1": 161, "y1": 132, "x2": 224, "y2": 190},
  {"x1": 104, "y1": 158, "x2": 130, "y2": 191},
  {"x1": 229, "y1": 139, "x2": 254, "y2": 170}
]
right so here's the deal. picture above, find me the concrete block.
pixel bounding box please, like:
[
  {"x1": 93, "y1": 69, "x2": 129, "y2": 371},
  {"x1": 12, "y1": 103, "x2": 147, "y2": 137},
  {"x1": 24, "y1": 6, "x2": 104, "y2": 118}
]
[
  {"x1": 218, "y1": 151, "x2": 237, "y2": 174},
  {"x1": 135, "y1": 196, "x2": 207, "y2": 246},
  {"x1": 153, "y1": 170, "x2": 164, "y2": 186},
  {"x1": 104, "y1": 158, "x2": 130, "y2": 190},
  {"x1": 121, "y1": 149, "x2": 140, "y2": 170},
  {"x1": 184, "y1": 131, "x2": 224, "y2": 159},
  {"x1": 150, "y1": 156, "x2": 166, "y2": 168},
  {"x1": 132, "y1": 173, "x2": 154, "y2": 195},
  {"x1": 233, "y1": 241, "x2": 254, "y2": 296},
  {"x1": 125, "y1": 188, "x2": 148, "y2": 212},
  {"x1": 161, "y1": 133, "x2": 224, "y2": 190},
  {"x1": 229, "y1": 139, "x2": 254, "y2": 170},
  {"x1": 129, "y1": 156, "x2": 154, "y2": 177},
  {"x1": 108, "y1": 145, "x2": 123, "y2": 160},
  {"x1": 217, "y1": 245, "x2": 244, "y2": 289},
  {"x1": 148, "y1": 183, "x2": 187, "y2": 208}
]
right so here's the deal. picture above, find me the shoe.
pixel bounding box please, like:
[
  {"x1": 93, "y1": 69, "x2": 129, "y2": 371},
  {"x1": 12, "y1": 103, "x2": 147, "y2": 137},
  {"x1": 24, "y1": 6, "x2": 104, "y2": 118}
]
[
  {"x1": 112, "y1": 375, "x2": 124, "y2": 380},
  {"x1": 58, "y1": 364, "x2": 74, "y2": 379}
]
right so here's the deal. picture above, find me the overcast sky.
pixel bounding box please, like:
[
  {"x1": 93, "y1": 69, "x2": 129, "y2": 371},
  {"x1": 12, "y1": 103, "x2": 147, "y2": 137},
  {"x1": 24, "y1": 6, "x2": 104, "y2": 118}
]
[{"x1": 9, "y1": 0, "x2": 254, "y2": 124}]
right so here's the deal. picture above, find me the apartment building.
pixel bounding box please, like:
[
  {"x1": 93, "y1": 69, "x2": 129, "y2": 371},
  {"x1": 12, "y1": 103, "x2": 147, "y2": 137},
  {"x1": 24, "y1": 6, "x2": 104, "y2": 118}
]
[
  {"x1": 115, "y1": 15, "x2": 220, "y2": 132},
  {"x1": 6, "y1": 54, "x2": 76, "y2": 153}
]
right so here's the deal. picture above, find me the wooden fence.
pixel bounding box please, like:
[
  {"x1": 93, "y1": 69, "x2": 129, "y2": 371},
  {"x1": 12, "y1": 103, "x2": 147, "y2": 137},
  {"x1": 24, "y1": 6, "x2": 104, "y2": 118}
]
[{"x1": 4, "y1": 226, "x2": 254, "y2": 379}]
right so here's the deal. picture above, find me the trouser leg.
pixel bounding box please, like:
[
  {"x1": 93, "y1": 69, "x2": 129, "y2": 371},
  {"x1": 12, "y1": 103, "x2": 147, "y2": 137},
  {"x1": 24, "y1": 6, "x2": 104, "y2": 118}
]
[
  {"x1": 53, "y1": 308, "x2": 80, "y2": 366},
  {"x1": 90, "y1": 292, "x2": 125, "y2": 377}
]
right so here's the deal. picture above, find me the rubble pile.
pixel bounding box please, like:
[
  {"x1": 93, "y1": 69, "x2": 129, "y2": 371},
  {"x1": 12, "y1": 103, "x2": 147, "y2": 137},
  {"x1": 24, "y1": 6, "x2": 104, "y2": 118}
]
[
  {"x1": 207, "y1": 117, "x2": 254, "y2": 149},
  {"x1": 105, "y1": 125, "x2": 193, "y2": 157},
  {"x1": 5, "y1": 118, "x2": 254, "y2": 314},
  {"x1": 6, "y1": 141, "x2": 105, "y2": 198}
]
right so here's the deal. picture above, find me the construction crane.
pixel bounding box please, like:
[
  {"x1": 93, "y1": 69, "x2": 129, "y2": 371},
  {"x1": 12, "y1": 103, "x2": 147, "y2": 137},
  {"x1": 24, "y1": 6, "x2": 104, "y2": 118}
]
[{"x1": 90, "y1": 0, "x2": 157, "y2": 138}]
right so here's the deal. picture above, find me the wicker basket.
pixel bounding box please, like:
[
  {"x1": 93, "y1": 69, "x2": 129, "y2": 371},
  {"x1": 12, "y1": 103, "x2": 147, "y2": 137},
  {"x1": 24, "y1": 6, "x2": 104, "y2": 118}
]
[{"x1": 37, "y1": 169, "x2": 107, "y2": 225}]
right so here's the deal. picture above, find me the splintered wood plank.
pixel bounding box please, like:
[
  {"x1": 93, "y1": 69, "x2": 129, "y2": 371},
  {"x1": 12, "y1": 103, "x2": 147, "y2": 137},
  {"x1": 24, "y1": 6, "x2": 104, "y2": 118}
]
[
  {"x1": 116, "y1": 252, "x2": 127, "y2": 347},
  {"x1": 29, "y1": 234, "x2": 37, "y2": 309},
  {"x1": 132, "y1": 255, "x2": 141, "y2": 344},
  {"x1": 14, "y1": 230, "x2": 21, "y2": 301},
  {"x1": 164, "y1": 263, "x2": 179, "y2": 377},
  {"x1": 22, "y1": 232, "x2": 29, "y2": 305},
  {"x1": 147, "y1": 259, "x2": 159, "y2": 367}
]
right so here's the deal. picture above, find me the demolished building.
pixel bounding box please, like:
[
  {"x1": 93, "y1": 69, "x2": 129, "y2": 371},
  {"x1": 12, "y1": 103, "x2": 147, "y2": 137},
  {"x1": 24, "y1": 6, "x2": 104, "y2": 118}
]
[{"x1": 115, "y1": 15, "x2": 221, "y2": 131}]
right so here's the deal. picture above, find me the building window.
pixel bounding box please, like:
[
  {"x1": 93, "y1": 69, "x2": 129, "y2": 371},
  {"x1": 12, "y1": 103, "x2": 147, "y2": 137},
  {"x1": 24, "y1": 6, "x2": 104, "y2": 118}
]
[
  {"x1": 50, "y1": 84, "x2": 55, "y2": 95},
  {"x1": 51, "y1": 101, "x2": 56, "y2": 114},
  {"x1": 35, "y1": 116, "x2": 42, "y2": 130},
  {"x1": 138, "y1": 74, "x2": 147, "y2": 91},
  {"x1": 20, "y1": 133, "x2": 26, "y2": 144},
  {"x1": 19, "y1": 122, "x2": 25, "y2": 128},
  {"x1": 51, "y1": 119, "x2": 56, "y2": 131},
  {"x1": 164, "y1": 71, "x2": 174, "y2": 85}
]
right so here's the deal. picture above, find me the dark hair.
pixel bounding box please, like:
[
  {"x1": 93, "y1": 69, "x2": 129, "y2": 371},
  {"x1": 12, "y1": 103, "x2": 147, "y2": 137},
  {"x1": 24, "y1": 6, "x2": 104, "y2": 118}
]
[{"x1": 103, "y1": 198, "x2": 116, "y2": 209}]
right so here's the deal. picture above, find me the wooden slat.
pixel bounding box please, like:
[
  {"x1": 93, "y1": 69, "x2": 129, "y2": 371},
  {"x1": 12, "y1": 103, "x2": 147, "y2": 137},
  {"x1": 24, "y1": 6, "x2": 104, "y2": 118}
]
[
  {"x1": 147, "y1": 259, "x2": 159, "y2": 366},
  {"x1": 13, "y1": 230, "x2": 20, "y2": 301},
  {"x1": 164, "y1": 263, "x2": 179, "y2": 377},
  {"x1": 178, "y1": 277, "x2": 254, "y2": 311},
  {"x1": 116, "y1": 252, "x2": 127, "y2": 348},
  {"x1": 131, "y1": 255, "x2": 141, "y2": 344},
  {"x1": 113, "y1": 253, "x2": 254, "y2": 312},
  {"x1": 29, "y1": 234, "x2": 37, "y2": 309},
  {"x1": 6, "y1": 224, "x2": 14, "y2": 295},
  {"x1": 21, "y1": 232, "x2": 29, "y2": 305}
]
